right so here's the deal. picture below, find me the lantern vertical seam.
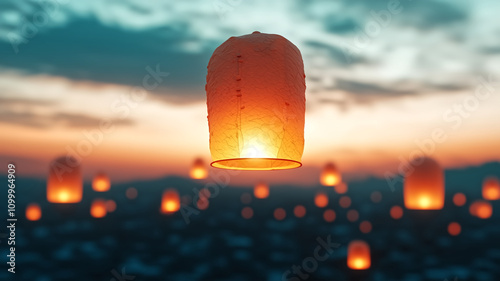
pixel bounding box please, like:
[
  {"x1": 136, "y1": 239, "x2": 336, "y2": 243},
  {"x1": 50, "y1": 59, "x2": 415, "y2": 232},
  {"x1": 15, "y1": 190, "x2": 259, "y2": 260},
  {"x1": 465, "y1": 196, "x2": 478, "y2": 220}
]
[{"x1": 236, "y1": 53, "x2": 243, "y2": 158}]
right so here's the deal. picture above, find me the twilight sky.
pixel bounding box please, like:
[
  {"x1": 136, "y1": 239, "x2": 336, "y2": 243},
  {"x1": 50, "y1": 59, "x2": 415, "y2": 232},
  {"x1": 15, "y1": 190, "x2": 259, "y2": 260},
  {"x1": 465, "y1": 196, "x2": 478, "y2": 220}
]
[{"x1": 1, "y1": 0, "x2": 500, "y2": 185}]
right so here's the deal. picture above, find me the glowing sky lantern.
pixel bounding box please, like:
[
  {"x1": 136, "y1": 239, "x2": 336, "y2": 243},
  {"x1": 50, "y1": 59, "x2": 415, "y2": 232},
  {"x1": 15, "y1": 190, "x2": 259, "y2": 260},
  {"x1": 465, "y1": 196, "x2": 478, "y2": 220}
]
[
  {"x1": 404, "y1": 157, "x2": 444, "y2": 210},
  {"x1": 92, "y1": 172, "x2": 110, "y2": 192},
  {"x1": 320, "y1": 162, "x2": 341, "y2": 186},
  {"x1": 448, "y1": 222, "x2": 461, "y2": 236},
  {"x1": 161, "y1": 189, "x2": 181, "y2": 214},
  {"x1": 126, "y1": 187, "x2": 138, "y2": 200},
  {"x1": 26, "y1": 203, "x2": 42, "y2": 221},
  {"x1": 274, "y1": 208, "x2": 286, "y2": 220},
  {"x1": 241, "y1": 207, "x2": 253, "y2": 219},
  {"x1": 482, "y1": 177, "x2": 500, "y2": 200},
  {"x1": 452, "y1": 192, "x2": 467, "y2": 206},
  {"x1": 339, "y1": 196, "x2": 351, "y2": 208},
  {"x1": 47, "y1": 156, "x2": 83, "y2": 203},
  {"x1": 314, "y1": 192, "x2": 329, "y2": 208},
  {"x1": 106, "y1": 200, "x2": 117, "y2": 212},
  {"x1": 390, "y1": 206, "x2": 404, "y2": 220},
  {"x1": 254, "y1": 181, "x2": 270, "y2": 199},
  {"x1": 294, "y1": 205, "x2": 306, "y2": 218},
  {"x1": 359, "y1": 221, "x2": 372, "y2": 234},
  {"x1": 90, "y1": 199, "x2": 107, "y2": 218},
  {"x1": 469, "y1": 200, "x2": 493, "y2": 219},
  {"x1": 323, "y1": 209, "x2": 336, "y2": 222},
  {"x1": 190, "y1": 158, "x2": 208, "y2": 179},
  {"x1": 347, "y1": 240, "x2": 371, "y2": 270},
  {"x1": 334, "y1": 182, "x2": 348, "y2": 194},
  {"x1": 206, "y1": 31, "x2": 306, "y2": 170}
]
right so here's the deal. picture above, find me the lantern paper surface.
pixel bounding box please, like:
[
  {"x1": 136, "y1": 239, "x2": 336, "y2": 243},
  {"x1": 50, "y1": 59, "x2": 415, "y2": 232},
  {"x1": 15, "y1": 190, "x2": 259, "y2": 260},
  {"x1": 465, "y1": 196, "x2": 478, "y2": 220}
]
[
  {"x1": 320, "y1": 162, "x2": 341, "y2": 186},
  {"x1": 190, "y1": 158, "x2": 208, "y2": 179},
  {"x1": 161, "y1": 189, "x2": 181, "y2": 214},
  {"x1": 347, "y1": 240, "x2": 371, "y2": 270},
  {"x1": 482, "y1": 177, "x2": 500, "y2": 200},
  {"x1": 47, "y1": 156, "x2": 83, "y2": 203},
  {"x1": 92, "y1": 172, "x2": 111, "y2": 192},
  {"x1": 404, "y1": 157, "x2": 444, "y2": 210},
  {"x1": 206, "y1": 31, "x2": 306, "y2": 170}
]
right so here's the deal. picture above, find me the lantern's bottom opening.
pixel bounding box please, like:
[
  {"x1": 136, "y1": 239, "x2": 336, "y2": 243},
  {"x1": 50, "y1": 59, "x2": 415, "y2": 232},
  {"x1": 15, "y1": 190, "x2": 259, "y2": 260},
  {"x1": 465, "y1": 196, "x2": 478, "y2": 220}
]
[{"x1": 211, "y1": 158, "x2": 302, "y2": 170}]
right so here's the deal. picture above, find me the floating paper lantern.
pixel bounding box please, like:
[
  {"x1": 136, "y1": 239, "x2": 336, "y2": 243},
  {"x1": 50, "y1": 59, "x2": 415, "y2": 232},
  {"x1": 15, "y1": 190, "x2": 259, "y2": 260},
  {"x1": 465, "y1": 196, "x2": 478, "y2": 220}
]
[
  {"x1": 370, "y1": 191, "x2": 382, "y2": 203},
  {"x1": 197, "y1": 197, "x2": 210, "y2": 210},
  {"x1": 314, "y1": 192, "x2": 329, "y2": 208},
  {"x1": 92, "y1": 172, "x2": 110, "y2": 192},
  {"x1": 347, "y1": 240, "x2": 371, "y2": 270},
  {"x1": 453, "y1": 192, "x2": 467, "y2": 207},
  {"x1": 254, "y1": 181, "x2": 270, "y2": 199},
  {"x1": 274, "y1": 208, "x2": 286, "y2": 220},
  {"x1": 404, "y1": 157, "x2": 444, "y2": 210},
  {"x1": 347, "y1": 209, "x2": 359, "y2": 222},
  {"x1": 161, "y1": 189, "x2": 180, "y2": 214},
  {"x1": 448, "y1": 222, "x2": 461, "y2": 236},
  {"x1": 26, "y1": 203, "x2": 42, "y2": 221},
  {"x1": 106, "y1": 200, "x2": 117, "y2": 212},
  {"x1": 90, "y1": 199, "x2": 107, "y2": 218},
  {"x1": 206, "y1": 31, "x2": 306, "y2": 170},
  {"x1": 339, "y1": 196, "x2": 352, "y2": 208},
  {"x1": 359, "y1": 221, "x2": 372, "y2": 234},
  {"x1": 294, "y1": 205, "x2": 306, "y2": 218},
  {"x1": 482, "y1": 177, "x2": 500, "y2": 200},
  {"x1": 47, "y1": 156, "x2": 83, "y2": 203},
  {"x1": 334, "y1": 182, "x2": 348, "y2": 194},
  {"x1": 126, "y1": 187, "x2": 138, "y2": 200},
  {"x1": 241, "y1": 206, "x2": 253, "y2": 219},
  {"x1": 469, "y1": 200, "x2": 492, "y2": 219},
  {"x1": 320, "y1": 162, "x2": 341, "y2": 186},
  {"x1": 390, "y1": 205, "x2": 403, "y2": 220},
  {"x1": 190, "y1": 158, "x2": 208, "y2": 179},
  {"x1": 323, "y1": 209, "x2": 336, "y2": 222}
]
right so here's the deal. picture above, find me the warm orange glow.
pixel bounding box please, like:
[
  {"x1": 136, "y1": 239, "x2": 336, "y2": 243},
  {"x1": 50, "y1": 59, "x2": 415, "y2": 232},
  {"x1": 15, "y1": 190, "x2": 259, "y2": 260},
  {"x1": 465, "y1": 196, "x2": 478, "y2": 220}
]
[
  {"x1": 274, "y1": 208, "x2": 286, "y2": 220},
  {"x1": 323, "y1": 209, "x2": 336, "y2": 222},
  {"x1": 190, "y1": 158, "x2": 208, "y2": 179},
  {"x1": 126, "y1": 187, "x2": 138, "y2": 199},
  {"x1": 314, "y1": 192, "x2": 329, "y2": 208},
  {"x1": 347, "y1": 240, "x2": 371, "y2": 270},
  {"x1": 452, "y1": 192, "x2": 467, "y2": 206},
  {"x1": 294, "y1": 205, "x2": 306, "y2": 218},
  {"x1": 470, "y1": 200, "x2": 493, "y2": 219},
  {"x1": 199, "y1": 188, "x2": 211, "y2": 200},
  {"x1": 347, "y1": 209, "x2": 359, "y2": 222},
  {"x1": 320, "y1": 162, "x2": 341, "y2": 186},
  {"x1": 206, "y1": 32, "x2": 306, "y2": 170},
  {"x1": 197, "y1": 197, "x2": 209, "y2": 210},
  {"x1": 26, "y1": 203, "x2": 42, "y2": 221},
  {"x1": 254, "y1": 182, "x2": 270, "y2": 199},
  {"x1": 339, "y1": 196, "x2": 351, "y2": 208},
  {"x1": 404, "y1": 157, "x2": 444, "y2": 210},
  {"x1": 334, "y1": 182, "x2": 348, "y2": 194},
  {"x1": 47, "y1": 156, "x2": 83, "y2": 203},
  {"x1": 241, "y1": 206, "x2": 253, "y2": 219},
  {"x1": 390, "y1": 206, "x2": 404, "y2": 220},
  {"x1": 370, "y1": 191, "x2": 382, "y2": 203},
  {"x1": 482, "y1": 177, "x2": 500, "y2": 200},
  {"x1": 106, "y1": 200, "x2": 117, "y2": 212},
  {"x1": 90, "y1": 199, "x2": 107, "y2": 218},
  {"x1": 161, "y1": 189, "x2": 181, "y2": 214},
  {"x1": 92, "y1": 172, "x2": 111, "y2": 192},
  {"x1": 359, "y1": 221, "x2": 372, "y2": 234},
  {"x1": 448, "y1": 222, "x2": 461, "y2": 236}
]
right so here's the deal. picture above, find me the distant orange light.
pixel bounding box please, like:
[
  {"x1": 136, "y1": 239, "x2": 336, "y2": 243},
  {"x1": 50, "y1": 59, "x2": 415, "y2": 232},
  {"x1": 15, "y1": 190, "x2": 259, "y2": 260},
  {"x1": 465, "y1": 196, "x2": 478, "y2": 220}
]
[
  {"x1": 47, "y1": 156, "x2": 83, "y2": 203},
  {"x1": 482, "y1": 177, "x2": 500, "y2": 200},
  {"x1": 161, "y1": 189, "x2": 180, "y2": 214},
  {"x1": 347, "y1": 209, "x2": 359, "y2": 222},
  {"x1": 92, "y1": 172, "x2": 111, "y2": 192},
  {"x1": 390, "y1": 206, "x2": 403, "y2": 220},
  {"x1": 190, "y1": 158, "x2": 208, "y2": 179},
  {"x1": 448, "y1": 222, "x2": 461, "y2": 236},
  {"x1": 323, "y1": 209, "x2": 336, "y2": 222},
  {"x1": 339, "y1": 196, "x2": 351, "y2": 208},
  {"x1": 314, "y1": 192, "x2": 329, "y2": 208},
  {"x1": 359, "y1": 221, "x2": 372, "y2": 234},
  {"x1": 334, "y1": 182, "x2": 348, "y2": 194},
  {"x1": 106, "y1": 200, "x2": 117, "y2": 212},
  {"x1": 404, "y1": 157, "x2": 444, "y2": 210},
  {"x1": 241, "y1": 206, "x2": 253, "y2": 219},
  {"x1": 347, "y1": 240, "x2": 371, "y2": 270},
  {"x1": 294, "y1": 205, "x2": 306, "y2": 218},
  {"x1": 126, "y1": 187, "x2": 138, "y2": 200},
  {"x1": 370, "y1": 191, "x2": 382, "y2": 203},
  {"x1": 90, "y1": 199, "x2": 107, "y2": 218},
  {"x1": 274, "y1": 208, "x2": 286, "y2": 221},
  {"x1": 254, "y1": 182, "x2": 270, "y2": 199},
  {"x1": 26, "y1": 203, "x2": 42, "y2": 221},
  {"x1": 197, "y1": 197, "x2": 209, "y2": 210},
  {"x1": 470, "y1": 200, "x2": 492, "y2": 219},
  {"x1": 320, "y1": 162, "x2": 341, "y2": 186}
]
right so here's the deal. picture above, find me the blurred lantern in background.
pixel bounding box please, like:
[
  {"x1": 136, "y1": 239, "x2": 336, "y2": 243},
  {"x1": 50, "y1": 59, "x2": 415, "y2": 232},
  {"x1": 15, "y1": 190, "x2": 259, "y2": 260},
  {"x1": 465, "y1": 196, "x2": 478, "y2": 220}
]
[
  {"x1": 197, "y1": 197, "x2": 209, "y2": 210},
  {"x1": 404, "y1": 157, "x2": 444, "y2": 210},
  {"x1": 320, "y1": 162, "x2": 341, "y2": 186},
  {"x1": 323, "y1": 209, "x2": 336, "y2": 222},
  {"x1": 314, "y1": 192, "x2": 329, "y2": 208},
  {"x1": 293, "y1": 205, "x2": 306, "y2": 218},
  {"x1": 26, "y1": 203, "x2": 42, "y2": 221},
  {"x1": 240, "y1": 192, "x2": 252, "y2": 204},
  {"x1": 448, "y1": 222, "x2": 461, "y2": 236},
  {"x1": 241, "y1": 206, "x2": 253, "y2": 219},
  {"x1": 347, "y1": 209, "x2": 359, "y2": 222},
  {"x1": 126, "y1": 187, "x2": 138, "y2": 200},
  {"x1": 347, "y1": 240, "x2": 371, "y2": 270},
  {"x1": 453, "y1": 192, "x2": 467, "y2": 207},
  {"x1": 482, "y1": 177, "x2": 500, "y2": 200},
  {"x1": 92, "y1": 172, "x2": 110, "y2": 192},
  {"x1": 370, "y1": 191, "x2": 382, "y2": 203},
  {"x1": 470, "y1": 200, "x2": 493, "y2": 219},
  {"x1": 190, "y1": 158, "x2": 208, "y2": 179},
  {"x1": 390, "y1": 205, "x2": 404, "y2": 220},
  {"x1": 339, "y1": 196, "x2": 352, "y2": 208},
  {"x1": 47, "y1": 156, "x2": 83, "y2": 203},
  {"x1": 106, "y1": 200, "x2": 117, "y2": 212},
  {"x1": 254, "y1": 181, "x2": 270, "y2": 199},
  {"x1": 274, "y1": 208, "x2": 286, "y2": 220},
  {"x1": 90, "y1": 199, "x2": 107, "y2": 218},
  {"x1": 359, "y1": 221, "x2": 372, "y2": 234},
  {"x1": 206, "y1": 32, "x2": 306, "y2": 170},
  {"x1": 334, "y1": 182, "x2": 348, "y2": 194},
  {"x1": 161, "y1": 189, "x2": 181, "y2": 214}
]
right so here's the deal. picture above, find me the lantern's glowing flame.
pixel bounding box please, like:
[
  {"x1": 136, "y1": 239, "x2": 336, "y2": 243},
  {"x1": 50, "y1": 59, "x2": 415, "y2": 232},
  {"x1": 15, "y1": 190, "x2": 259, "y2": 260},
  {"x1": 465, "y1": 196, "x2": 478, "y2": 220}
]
[
  {"x1": 26, "y1": 204, "x2": 42, "y2": 221},
  {"x1": 47, "y1": 156, "x2": 83, "y2": 203},
  {"x1": 482, "y1": 177, "x2": 500, "y2": 200},
  {"x1": 314, "y1": 192, "x2": 329, "y2": 208},
  {"x1": 404, "y1": 157, "x2": 444, "y2": 210},
  {"x1": 320, "y1": 163, "x2": 341, "y2": 186},
  {"x1": 92, "y1": 172, "x2": 111, "y2": 192},
  {"x1": 90, "y1": 199, "x2": 107, "y2": 218},
  {"x1": 190, "y1": 158, "x2": 208, "y2": 179},
  {"x1": 347, "y1": 240, "x2": 371, "y2": 270},
  {"x1": 470, "y1": 200, "x2": 492, "y2": 219},
  {"x1": 161, "y1": 189, "x2": 180, "y2": 214},
  {"x1": 254, "y1": 182, "x2": 270, "y2": 199}
]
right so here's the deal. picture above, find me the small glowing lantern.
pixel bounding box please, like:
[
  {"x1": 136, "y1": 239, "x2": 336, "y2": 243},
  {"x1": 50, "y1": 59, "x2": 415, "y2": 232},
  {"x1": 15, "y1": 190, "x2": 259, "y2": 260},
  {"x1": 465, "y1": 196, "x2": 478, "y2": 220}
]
[
  {"x1": 334, "y1": 182, "x2": 348, "y2": 194},
  {"x1": 453, "y1": 192, "x2": 467, "y2": 206},
  {"x1": 482, "y1": 177, "x2": 500, "y2": 200},
  {"x1": 161, "y1": 189, "x2": 181, "y2": 214},
  {"x1": 92, "y1": 172, "x2": 110, "y2": 192},
  {"x1": 359, "y1": 221, "x2": 372, "y2": 234},
  {"x1": 347, "y1": 240, "x2": 371, "y2": 270},
  {"x1": 190, "y1": 158, "x2": 208, "y2": 179},
  {"x1": 90, "y1": 199, "x2": 107, "y2": 218},
  {"x1": 347, "y1": 209, "x2": 359, "y2": 222},
  {"x1": 470, "y1": 200, "x2": 492, "y2": 219},
  {"x1": 390, "y1": 205, "x2": 403, "y2": 220},
  {"x1": 323, "y1": 209, "x2": 336, "y2": 222},
  {"x1": 404, "y1": 157, "x2": 444, "y2": 210},
  {"x1": 126, "y1": 187, "x2": 138, "y2": 200},
  {"x1": 106, "y1": 200, "x2": 117, "y2": 212},
  {"x1": 314, "y1": 192, "x2": 329, "y2": 208},
  {"x1": 206, "y1": 31, "x2": 306, "y2": 170},
  {"x1": 294, "y1": 205, "x2": 306, "y2": 218},
  {"x1": 254, "y1": 181, "x2": 270, "y2": 199},
  {"x1": 241, "y1": 207, "x2": 253, "y2": 219},
  {"x1": 339, "y1": 196, "x2": 351, "y2": 208},
  {"x1": 47, "y1": 156, "x2": 83, "y2": 203},
  {"x1": 320, "y1": 162, "x2": 341, "y2": 186},
  {"x1": 274, "y1": 208, "x2": 286, "y2": 220},
  {"x1": 26, "y1": 203, "x2": 42, "y2": 221},
  {"x1": 448, "y1": 222, "x2": 461, "y2": 236}
]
